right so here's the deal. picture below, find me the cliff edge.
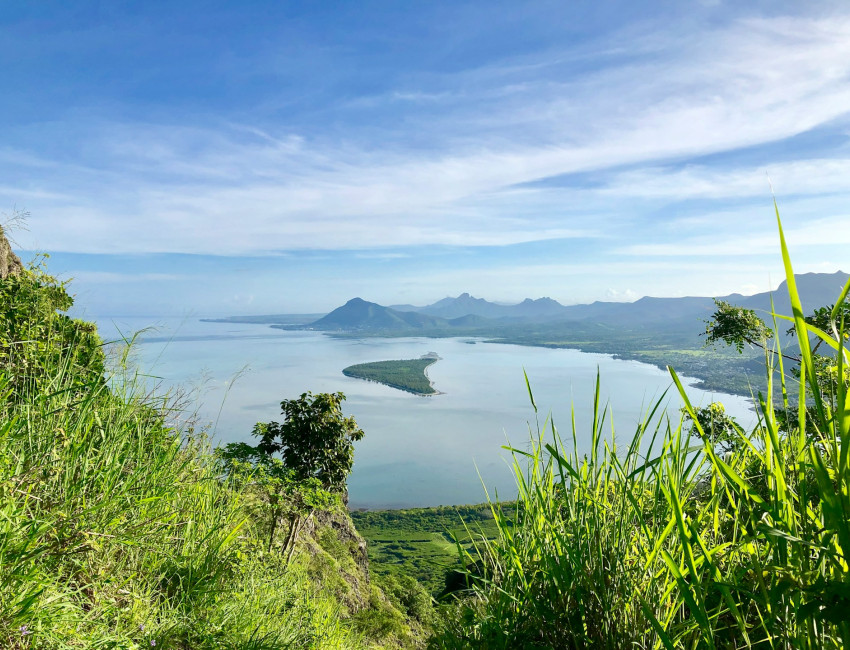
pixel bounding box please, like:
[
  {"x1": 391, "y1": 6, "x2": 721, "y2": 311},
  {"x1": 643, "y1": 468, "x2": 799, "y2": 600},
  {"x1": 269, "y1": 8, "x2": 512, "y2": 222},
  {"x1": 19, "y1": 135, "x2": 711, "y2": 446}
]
[{"x1": 0, "y1": 227, "x2": 23, "y2": 279}]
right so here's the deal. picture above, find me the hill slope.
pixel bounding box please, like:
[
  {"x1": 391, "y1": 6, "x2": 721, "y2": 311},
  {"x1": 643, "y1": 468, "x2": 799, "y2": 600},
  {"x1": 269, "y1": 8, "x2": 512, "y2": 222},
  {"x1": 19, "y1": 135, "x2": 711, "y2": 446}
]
[
  {"x1": 391, "y1": 272, "x2": 849, "y2": 328},
  {"x1": 310, "y1": 297, "x2": 450, "y2": 331}
]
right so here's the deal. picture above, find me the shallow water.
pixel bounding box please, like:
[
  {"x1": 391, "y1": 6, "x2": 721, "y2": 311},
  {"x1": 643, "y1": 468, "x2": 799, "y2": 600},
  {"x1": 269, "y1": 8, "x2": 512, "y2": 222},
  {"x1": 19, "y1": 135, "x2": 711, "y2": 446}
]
[{"x1": 97, "y1": 317, "x2": 755, "y2": 509}]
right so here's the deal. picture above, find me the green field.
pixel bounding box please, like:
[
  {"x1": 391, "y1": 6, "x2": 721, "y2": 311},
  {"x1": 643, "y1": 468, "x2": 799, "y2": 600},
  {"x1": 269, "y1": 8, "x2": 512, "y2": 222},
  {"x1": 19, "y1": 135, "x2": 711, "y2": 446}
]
[
  {"x1": 343, "y1": 356, "x2": 440, "y2": 395},
  {"x1": 351, "y1": 504, "x2": 504, "y2": 595}
]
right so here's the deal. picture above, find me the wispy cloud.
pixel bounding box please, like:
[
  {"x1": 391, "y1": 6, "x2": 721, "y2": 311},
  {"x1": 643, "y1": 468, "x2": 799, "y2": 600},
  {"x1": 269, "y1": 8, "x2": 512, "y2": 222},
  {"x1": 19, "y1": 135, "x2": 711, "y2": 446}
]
[
  {"x1": 6, "y1": 9, "x2": 850, "y2": 274},
  {"x1": 57, "y1": 271, "x2": 185, "y2": 284}
]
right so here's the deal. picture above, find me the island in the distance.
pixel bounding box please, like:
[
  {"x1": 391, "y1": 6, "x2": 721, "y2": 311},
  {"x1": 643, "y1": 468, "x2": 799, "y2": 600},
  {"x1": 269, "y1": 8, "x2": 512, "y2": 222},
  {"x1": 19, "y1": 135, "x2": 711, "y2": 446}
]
[{"x1": 342, "y1": 353, "x2": 442, "y2": 396}]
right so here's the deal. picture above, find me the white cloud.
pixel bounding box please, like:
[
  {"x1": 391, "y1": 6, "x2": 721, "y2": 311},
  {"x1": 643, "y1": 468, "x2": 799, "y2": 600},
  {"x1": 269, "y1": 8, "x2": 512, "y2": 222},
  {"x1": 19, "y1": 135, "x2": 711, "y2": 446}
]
[
  {"x1": 10, "y1": 13, "x2": 850, "y2": 257},
  {"x1": 618, "y1": 212, "x2": 850, "y2": 257},
  {"x1": 587, "y1": 158, "x2": 850, "y2": 201}
]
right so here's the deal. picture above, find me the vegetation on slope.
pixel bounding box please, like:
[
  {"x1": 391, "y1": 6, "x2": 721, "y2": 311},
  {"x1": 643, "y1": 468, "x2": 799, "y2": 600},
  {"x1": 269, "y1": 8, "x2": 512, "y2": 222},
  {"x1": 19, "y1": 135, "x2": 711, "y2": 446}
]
[
  {"x1": 0, "y1": 243, "x2": 426, "y2": 648},
  {"x1": 343, "y1": 356, "x2": 440, "y2": 395},
  {"x1": 6, "y1": 203, "x2": 847, "y2": 649},
  {"x1": 429, "y1": 207, "x2": 850, "y2": 649},
  {"x1": 351, "y1": 505, "x2": 501, "y2": 596}
]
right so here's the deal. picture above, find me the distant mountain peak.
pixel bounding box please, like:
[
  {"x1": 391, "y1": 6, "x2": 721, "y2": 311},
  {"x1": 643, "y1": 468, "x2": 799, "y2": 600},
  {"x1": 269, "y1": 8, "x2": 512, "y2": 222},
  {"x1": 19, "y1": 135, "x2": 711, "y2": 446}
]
[{"x1": 309, "y1": 297, "x2": 447, "y2": 331}]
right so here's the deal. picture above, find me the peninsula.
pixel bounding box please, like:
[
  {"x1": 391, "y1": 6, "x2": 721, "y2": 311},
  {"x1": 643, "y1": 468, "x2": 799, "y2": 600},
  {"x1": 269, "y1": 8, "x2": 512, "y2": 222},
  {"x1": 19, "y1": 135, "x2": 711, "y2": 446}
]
[{"x1": 343, "y1": 353, "x2": 441, "y2": 395}]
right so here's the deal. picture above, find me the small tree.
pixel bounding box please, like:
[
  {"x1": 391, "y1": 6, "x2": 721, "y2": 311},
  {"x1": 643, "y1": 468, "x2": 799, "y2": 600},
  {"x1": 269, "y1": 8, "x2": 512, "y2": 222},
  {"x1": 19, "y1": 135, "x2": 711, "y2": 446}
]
[
  {"x1": 217, "y1": 442, "x2": 335, "y2": 563},
  {"x1": 218, "y1": 392, "x2": 364, "y2": 561},
  {"x1": 681, "y1": 402, "x2": 742, "y2": 454},
  {"x1": 703, "y1": 299, "x2": 774, "y2": 353},
  {"x1": 704, "y1": 297, "x2": 849, "y2": 436},
  {"x1": 254, "y1": 391, "x2": 365, "y2": 492}
]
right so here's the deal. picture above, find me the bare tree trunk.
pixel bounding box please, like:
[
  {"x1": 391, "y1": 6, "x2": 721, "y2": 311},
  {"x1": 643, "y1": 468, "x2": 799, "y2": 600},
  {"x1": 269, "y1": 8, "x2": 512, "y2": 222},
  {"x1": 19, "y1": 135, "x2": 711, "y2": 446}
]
[
  {"x1": 281, "y1": 515, "x2": 299, "y2": 562},
  {"x1": 284, "y1": 512, "x2": 314, "y2": 566},
  {"x1": 268, "y1": 507, "x2": 281, "y2": 553}
]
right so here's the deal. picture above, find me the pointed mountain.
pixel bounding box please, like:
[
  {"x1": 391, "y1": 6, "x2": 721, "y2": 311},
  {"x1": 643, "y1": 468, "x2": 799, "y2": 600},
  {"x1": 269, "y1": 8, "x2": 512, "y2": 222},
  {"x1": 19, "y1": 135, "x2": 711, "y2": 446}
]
[
  {"x1": 407, "y1": 293, "x2": 569, "y2": 320},
  {"x1": 309, "y1": 298, "x2": 447, "y2": 331}
]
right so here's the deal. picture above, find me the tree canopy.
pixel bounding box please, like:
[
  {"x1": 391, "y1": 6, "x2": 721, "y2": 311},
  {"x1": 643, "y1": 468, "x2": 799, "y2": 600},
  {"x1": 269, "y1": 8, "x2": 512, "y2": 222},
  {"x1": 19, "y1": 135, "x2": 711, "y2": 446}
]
[{"x1": 254, "y1": 391, "x2": 365, "y2": 492}]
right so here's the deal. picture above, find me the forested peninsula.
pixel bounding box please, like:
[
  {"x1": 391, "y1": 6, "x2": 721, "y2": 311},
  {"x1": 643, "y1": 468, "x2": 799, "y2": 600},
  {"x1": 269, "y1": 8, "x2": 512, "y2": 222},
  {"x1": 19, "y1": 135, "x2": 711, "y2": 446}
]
[{"x1": 343, "y1": 353, "x2": 441, "y2": 395}]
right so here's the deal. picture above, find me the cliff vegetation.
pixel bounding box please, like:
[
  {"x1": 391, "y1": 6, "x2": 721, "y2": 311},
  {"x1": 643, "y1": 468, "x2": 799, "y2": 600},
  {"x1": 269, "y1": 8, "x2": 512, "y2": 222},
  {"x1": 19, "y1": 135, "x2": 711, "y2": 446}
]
[{"x1": 0, "y1": 230, "x2": 428, "y2": 649}]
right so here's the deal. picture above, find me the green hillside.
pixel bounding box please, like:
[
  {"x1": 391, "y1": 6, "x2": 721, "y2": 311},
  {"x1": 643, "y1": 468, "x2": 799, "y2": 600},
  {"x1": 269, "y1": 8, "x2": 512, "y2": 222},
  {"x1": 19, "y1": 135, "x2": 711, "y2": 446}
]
[
  {"x1": 4, "y1": 215, "x2": 849, "y2": 649},
  {"x1": 310, "y1": 298, "x2": 448, "y2": 331},
  {"x1": 0, "y1": 244, "x2": 428, "y2": 649}
]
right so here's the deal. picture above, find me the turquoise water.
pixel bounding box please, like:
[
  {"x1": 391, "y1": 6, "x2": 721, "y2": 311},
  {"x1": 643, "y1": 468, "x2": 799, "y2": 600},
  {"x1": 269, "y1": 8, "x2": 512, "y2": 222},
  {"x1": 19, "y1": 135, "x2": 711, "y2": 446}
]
[{"x1": 97, "y1": 317, "x2": 756, "y2": 509}]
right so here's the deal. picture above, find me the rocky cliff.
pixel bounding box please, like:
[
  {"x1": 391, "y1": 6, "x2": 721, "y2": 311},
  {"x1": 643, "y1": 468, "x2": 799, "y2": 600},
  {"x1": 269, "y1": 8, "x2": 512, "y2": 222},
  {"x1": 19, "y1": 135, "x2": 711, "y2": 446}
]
[{"x1": 0, "y1": 227, "x2": 23, "y2": 279}]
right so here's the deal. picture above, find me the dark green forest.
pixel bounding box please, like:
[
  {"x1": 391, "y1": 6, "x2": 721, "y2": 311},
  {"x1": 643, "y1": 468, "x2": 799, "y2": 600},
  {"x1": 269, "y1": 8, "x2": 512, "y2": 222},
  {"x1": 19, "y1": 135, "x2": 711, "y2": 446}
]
[{"x1": 343, "y1": 357, "x2": 440, "y2": 395}]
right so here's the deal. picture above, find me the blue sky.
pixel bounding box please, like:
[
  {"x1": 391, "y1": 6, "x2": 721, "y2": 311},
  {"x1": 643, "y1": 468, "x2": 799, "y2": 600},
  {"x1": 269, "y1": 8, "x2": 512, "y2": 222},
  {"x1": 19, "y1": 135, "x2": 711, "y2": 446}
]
[{"x1": 2, "y1": 0, "x2": 849, "y2": 316}]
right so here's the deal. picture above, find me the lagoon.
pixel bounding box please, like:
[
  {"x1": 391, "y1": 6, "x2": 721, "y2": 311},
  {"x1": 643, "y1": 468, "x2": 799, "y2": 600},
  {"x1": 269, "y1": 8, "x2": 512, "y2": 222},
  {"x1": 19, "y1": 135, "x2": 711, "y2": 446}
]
[{"x1": 97, "y1": 317, "x2": 755, "y2": 509}]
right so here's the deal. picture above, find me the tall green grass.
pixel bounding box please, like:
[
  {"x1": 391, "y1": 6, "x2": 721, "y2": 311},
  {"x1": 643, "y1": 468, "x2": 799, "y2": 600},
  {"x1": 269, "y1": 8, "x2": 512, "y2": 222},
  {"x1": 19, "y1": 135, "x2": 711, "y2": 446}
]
[
  {"x1": 0, "y1": 349, "x2": 373, "y2": 649},
  {"x1": 431, "y1": 206, "x2": 849, "y2": 649},
  {"x1": 0, "y1": 262, "x2": 418, "y2": 648}
]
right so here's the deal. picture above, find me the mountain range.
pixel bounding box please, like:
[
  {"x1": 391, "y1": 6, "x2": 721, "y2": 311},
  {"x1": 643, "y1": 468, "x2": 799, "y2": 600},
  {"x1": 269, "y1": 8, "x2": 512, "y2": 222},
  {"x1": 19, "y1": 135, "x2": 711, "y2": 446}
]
[{"x1": 304, "y1": 271, "x2": 849, "y2": 333}]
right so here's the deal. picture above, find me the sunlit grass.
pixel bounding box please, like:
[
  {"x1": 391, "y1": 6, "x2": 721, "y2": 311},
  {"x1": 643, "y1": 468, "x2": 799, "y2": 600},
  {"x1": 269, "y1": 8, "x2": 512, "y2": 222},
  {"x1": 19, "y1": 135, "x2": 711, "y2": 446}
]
[
  {"x1": 431, "y1": 204, "x2": 849, "y2": 649},
  {"x1": 0, "y1": 338, "x2": 367, "y2": 648}
]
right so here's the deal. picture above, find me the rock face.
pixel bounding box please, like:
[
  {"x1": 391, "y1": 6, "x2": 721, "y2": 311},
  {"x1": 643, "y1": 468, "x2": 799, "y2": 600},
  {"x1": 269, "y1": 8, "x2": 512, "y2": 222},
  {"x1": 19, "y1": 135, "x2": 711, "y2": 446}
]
[
  {"x1": 0, "y1": 228, "x2": 23, "y2": 279},
  {"x1": 302, "y1": 507, "x2": 373, "y2": 613}
]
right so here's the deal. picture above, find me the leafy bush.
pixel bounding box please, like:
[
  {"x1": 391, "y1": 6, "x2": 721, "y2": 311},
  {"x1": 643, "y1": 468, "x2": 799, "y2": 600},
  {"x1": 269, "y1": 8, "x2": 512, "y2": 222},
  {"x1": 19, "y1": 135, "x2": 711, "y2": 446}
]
[{"x1": 0, "y1": 258, "x2": 104, "y2": 399}]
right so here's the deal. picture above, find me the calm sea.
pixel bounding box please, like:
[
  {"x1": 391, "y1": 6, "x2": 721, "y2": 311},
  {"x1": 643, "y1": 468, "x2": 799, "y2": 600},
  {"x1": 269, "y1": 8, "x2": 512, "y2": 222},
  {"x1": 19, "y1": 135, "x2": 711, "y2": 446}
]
[{"x1": 96, "y1": 316, "x2": 755, "y2": 509}]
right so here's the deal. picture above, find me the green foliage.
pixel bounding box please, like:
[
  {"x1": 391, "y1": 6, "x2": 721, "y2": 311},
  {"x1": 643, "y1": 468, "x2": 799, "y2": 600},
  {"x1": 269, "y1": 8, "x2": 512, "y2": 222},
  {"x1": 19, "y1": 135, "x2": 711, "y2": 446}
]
[
  {"x1": 0, "y1": 257, "x2": 412, "y2": 649},
  {"x1": 787, "y1": 302, "x2": 850, "y2": 344},
  {"x1": 704, "y1": 299, "x2": 774, "y2": 353},
  {"x1": 254, "y1": 391, "x2": 365, "y2": 492},
  {"x1": 0, "y1": 258, "x2": 104, "y2": 398},
  {"x1": 681, "y1": 401, "x2": 743, "y2": 453},
  {"x1": 378, "y1": 573, "x2": 436, "y2": 628},
  {"x1": 218, "y1": 441, "x2": 337, "y2": 562},
  {"x1": 343, "y1": 358, "x2": 439, "y2": 395},
  {"x1": 431, "y1": 206, "x2": 850, "y2": 649},
  {"x1": 349, "y1": 584, "x2": 410, "y2": 644}
]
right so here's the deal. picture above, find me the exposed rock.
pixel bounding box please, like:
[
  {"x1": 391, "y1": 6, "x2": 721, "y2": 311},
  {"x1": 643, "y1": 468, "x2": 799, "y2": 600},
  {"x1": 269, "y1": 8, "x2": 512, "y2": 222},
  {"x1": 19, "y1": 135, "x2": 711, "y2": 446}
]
[
  {"x1": 0, "y1": 227, "x2": 23, "y2": 279},
  {"x1": 301, "y1": 506, "x2": 372, "y2": 613}
]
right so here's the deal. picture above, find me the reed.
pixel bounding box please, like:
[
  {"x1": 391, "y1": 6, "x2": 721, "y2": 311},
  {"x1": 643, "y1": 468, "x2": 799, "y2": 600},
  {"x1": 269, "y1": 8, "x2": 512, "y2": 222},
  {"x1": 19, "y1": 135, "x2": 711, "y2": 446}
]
[{"x1": 431, "y1": 204, "x2": 849, "y2": 649}]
